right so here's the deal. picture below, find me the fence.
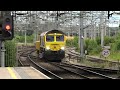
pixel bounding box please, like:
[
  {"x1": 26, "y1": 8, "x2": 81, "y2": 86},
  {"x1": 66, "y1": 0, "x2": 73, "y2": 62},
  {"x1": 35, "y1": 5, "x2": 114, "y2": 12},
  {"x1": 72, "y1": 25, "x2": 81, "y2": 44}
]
[{"x1": 4, "y1": 40, "x2": 17, "y2": 67}]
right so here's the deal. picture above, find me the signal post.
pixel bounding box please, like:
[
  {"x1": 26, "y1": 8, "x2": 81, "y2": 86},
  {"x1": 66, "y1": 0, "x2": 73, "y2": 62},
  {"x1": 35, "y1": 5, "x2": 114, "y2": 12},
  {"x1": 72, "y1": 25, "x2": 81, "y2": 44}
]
[{"x1": 0, "y1": 11, "x2": 14, "y2": 67}]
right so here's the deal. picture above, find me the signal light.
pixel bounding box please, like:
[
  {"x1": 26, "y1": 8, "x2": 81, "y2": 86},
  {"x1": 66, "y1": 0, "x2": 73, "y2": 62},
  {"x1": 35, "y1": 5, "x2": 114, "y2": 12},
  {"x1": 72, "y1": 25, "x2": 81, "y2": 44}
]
[
  {"x1": 5, "y1": 25, "x2": 11, "y2": 30},
  {"x1": 6, "y1": 18, "x2": 10, "y2": 22},
  {"x1": 2, "y1": 15, "x2": 14, "y2": 40}
]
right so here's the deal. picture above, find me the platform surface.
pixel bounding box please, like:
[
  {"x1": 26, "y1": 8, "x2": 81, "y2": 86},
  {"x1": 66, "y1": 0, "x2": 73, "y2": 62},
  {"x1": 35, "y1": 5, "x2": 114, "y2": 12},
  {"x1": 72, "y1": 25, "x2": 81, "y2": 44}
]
[{"x1": 0, "y1": 66, "x2": 50, "y2": 79}]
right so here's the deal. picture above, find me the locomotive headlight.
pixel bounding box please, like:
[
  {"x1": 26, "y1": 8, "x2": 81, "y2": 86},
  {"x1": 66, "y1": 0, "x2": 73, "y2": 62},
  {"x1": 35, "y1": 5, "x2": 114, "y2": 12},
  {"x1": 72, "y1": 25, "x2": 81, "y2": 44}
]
[
  {"x1": 46, "y1": 46, "x2": 50, "y2": 50},
  {"x1": 61, "y1": 46, "x2": 65, "y2": 50}
]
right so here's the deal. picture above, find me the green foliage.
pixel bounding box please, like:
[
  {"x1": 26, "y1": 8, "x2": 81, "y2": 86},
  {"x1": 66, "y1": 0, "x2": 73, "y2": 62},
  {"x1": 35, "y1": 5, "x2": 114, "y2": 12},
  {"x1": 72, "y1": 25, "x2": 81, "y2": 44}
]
[
  {"x1": 66, "y1": 36, "x2": 78, "y2": 48},
  {"x1": 104, "y1": 36, "x2": 110, "y2": 46},
  {"x1": 90, "y1": 45, "x2": 102, "y2": 55},
  {"x1": 15, "y1": 35, "x2": 25, "y2": 43},
  {"x1": 115, "y1": 40, "x2": 120, "y2": 50},
  {"x1": 26, "y1": 35, "x2": 34, "y2": 43},
  {"x1": 66, "y1": 37, "x2": 101, "y2": 55},
  {"x1": 87, "y1": 39, "x2": 100, "y2": 54},
  {"x1": 84, "y1": 38, "x2": 90, "y2": 50},
  {"x1": 115, "y1": 33, "x2": 120, "y2": 40},
  {"x1": 66, "y1": 32, "x2": 120, "y2": 61},
  {"x1": 66, "y1": 40, "x2": 73, "y2": 47},
  {"x1": 5, "y1": 40, "x2": 16, "y2": 66},
  {"x1": 96, "y1": 37, "x2": 101, "y2": 45},
  {"x1": 110, "y1": 43, "x2": 117, "y2": 52},
  {"x1": 73, "y1": 36, "x2": 78, "y2": 48},
  {"x1": 104, "y1": 36, "x2": 115, "y2": 46},
  {"x1": 14, "y1": 35, "x2": 34, "y2": 43}
]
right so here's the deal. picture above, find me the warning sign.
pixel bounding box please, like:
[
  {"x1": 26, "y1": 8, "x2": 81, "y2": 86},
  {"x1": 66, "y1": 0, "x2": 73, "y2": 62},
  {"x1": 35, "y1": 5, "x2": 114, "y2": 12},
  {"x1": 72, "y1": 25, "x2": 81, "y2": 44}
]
[{"x1": 102, "y1": 49, "x2": 110, "y2": 57}]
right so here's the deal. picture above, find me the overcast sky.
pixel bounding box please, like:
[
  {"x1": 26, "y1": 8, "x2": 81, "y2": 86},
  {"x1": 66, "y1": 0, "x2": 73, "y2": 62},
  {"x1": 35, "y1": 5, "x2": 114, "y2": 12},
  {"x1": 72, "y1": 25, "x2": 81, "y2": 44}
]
[
  {"x1": 109, "y1": 14, "x2": 120, "y2": 27},
  {"x1": 15, "y1": 11, "x2": 120, "y2": 27}
]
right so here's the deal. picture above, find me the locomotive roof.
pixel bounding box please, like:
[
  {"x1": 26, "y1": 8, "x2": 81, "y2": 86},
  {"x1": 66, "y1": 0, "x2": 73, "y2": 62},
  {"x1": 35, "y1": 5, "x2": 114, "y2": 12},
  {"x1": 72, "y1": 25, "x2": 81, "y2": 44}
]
[{"x1": 40, "y1": 30, "x2": 65, "y2": 36}]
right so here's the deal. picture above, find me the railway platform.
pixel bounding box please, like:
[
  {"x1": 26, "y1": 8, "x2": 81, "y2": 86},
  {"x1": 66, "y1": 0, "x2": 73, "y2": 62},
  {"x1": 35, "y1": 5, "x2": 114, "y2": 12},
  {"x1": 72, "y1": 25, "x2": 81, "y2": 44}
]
[{"x1": 0, "y1": 66, "x2": 50, "y2": 79}]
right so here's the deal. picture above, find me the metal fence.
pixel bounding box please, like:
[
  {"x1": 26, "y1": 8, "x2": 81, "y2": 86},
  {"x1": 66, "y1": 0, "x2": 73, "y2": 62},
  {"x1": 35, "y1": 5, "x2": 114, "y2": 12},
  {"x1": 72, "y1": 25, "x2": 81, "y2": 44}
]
[{"x1": 4, "y1": 40, "x2": 17, "y2": 67}]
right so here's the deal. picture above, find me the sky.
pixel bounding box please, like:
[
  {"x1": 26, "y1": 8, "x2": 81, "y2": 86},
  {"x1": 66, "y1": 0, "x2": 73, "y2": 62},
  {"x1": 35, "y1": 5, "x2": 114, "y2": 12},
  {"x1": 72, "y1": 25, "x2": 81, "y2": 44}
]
[
  {"x1": 109, "y1": 14, "x2": 120, "y2": 27},
  {"x1": 15, "y1": 11, "x2": 120, "y2": 27}
]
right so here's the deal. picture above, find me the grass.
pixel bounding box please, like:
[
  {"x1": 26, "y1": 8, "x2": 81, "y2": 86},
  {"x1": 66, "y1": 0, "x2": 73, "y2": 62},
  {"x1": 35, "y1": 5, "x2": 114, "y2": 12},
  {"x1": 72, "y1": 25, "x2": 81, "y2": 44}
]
[
  {"x1": 70, "y1": 58, "x2": 119, "y2": 69},
  {"x1": 72, "y1": 49, "x2": 120, "y2": 69},
  {"x1": 108, "y1": 51, "x2": 120, "y2": 61},
  {"x1": 89, "y1": 51, "x2": 120, "y2": 62}
]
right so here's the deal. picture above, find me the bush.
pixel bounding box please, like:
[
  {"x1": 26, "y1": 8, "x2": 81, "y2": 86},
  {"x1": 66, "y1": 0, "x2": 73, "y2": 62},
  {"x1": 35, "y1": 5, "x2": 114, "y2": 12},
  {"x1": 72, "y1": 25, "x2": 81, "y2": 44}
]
[
  {"x1": 104, "y1": 36, "x2": 110, "y2": 46},
  {"x1": 84, "y1": 38, "x2": 90, "y2": 50},
  {"x1": 85, "y1": 39, "x2": 101, "y2": 54},
  {"x1": 104, "y1": 36, "x2": 115, "y2": 46},
  {"x1": 66, "y1": 40, "x2": 73, "y2": 47},
  {"x1": 15, "y1": 35, "x2": 34, "y2": 43},
  {"x1": 66, "y1": 36, "x2": 78, "y2": 48},
  {"x1": 73, "y1": 36, "x2": 78, "y2": 48},
  {"x1": 110, "y1": 43, "x2": 117, "y2": 52},
  {"x1": 115, "y1": 40, "x2": 120, "y2": 51},
  {"x1": 96, "y1": 37, "x2": 101, "y2": 45},
  {"x1": 109, "y1": 37, "x2": 115, "y2": 43},
  {"x1": 115, "y1": 33, "x2": 120, "y2": 40},
  {"x1": 26, "y1": 35, "x2": 34, "y2": 43},
  {"x1": 5, "y1": 40, "x2": 16, "y2": 66},
  {"x1": 90, "y1": 45, "x2": 102, "y2": 55}
]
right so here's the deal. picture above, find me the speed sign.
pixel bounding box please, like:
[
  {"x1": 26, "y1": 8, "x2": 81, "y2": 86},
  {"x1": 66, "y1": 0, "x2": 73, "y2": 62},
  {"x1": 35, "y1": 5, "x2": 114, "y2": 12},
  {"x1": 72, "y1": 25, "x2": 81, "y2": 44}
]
[{"x1": 102, "y1": 49, "x2": 110, "y2": 57}]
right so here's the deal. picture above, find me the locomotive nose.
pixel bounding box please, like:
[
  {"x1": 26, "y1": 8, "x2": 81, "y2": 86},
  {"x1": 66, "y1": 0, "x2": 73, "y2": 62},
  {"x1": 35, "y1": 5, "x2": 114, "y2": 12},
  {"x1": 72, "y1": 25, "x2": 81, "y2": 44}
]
[{"x1": 50, "y1": 44, "x2": 60, "y2": 51}]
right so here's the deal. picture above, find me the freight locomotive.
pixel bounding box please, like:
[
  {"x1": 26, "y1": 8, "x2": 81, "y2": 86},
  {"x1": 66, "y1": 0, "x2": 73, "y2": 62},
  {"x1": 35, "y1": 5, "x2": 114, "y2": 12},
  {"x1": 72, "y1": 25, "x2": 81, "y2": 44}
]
[{"x1": 36, "y1": 29, "x2": 66, "y2": 62}]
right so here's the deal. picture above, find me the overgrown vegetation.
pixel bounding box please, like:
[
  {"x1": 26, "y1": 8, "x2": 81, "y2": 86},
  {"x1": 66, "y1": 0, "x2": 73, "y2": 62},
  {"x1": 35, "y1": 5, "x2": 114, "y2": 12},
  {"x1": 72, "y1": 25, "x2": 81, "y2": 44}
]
[
  {"x1": 85, "y1": 39, "x2": 101, "y2": 55},
  {"x1": 3, "y1": 34, "x2": 34, "y2": 66},
  {"x1": 14, "y1": 34, "x2": 34, "y2": 43},
  {"x1": 5, "y1": 39, "x2": 16, "y2": 66},
  {"x1": 66, "y1": 33, "x2": 120, "y2": 61}
]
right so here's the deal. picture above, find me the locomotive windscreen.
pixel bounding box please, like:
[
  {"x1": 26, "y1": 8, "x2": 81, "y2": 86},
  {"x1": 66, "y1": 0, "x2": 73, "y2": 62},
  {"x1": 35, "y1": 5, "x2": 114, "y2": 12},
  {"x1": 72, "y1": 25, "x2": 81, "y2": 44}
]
[
  {"x1": 56, "y1": 35, "x2": 64, "y2": 41},
  {"x1": 46, "y1": 35, "x2": 54, "y2": 42}
]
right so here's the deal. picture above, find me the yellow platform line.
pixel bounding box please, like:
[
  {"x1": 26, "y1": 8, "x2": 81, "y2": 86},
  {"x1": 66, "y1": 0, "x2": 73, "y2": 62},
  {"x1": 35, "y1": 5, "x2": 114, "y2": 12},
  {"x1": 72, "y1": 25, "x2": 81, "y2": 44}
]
[{"x1": 7, "y1": 67, "x2": 17, "y2": 79}]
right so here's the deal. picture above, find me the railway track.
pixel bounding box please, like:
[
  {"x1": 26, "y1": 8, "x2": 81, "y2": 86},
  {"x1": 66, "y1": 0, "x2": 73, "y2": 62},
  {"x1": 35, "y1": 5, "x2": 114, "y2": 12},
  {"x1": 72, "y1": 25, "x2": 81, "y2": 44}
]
[
  {"x1": 50, "y1": 62, "x2": 117, "y2": 79},
  {"x1": 18, "y1": 46, "x2": 119, "y2": 79},
  {"x1": 17, "y1": 46, "x2": 35, "y2": 66},
  {"x1": 28, "y1": 56, "x2": 90, "y2": 79},
  {"x1": 59, "y1": 62, "x2": 120, "y2": 78},
  {"x1": 63, "y1": 62, "x2": 118, "y2": 73},
  {"x1": 18, "y1": 46, "x2": 62, "y2": 79},
  {"x1": 27, "y1": 54, "x2": 62, "y2": 79},
  {"x1": 65, "y1": 47, "x2": 120, "y2": 70},
  {"x1": 29, "y1": 53, "x2": 117, "y2": 79}
]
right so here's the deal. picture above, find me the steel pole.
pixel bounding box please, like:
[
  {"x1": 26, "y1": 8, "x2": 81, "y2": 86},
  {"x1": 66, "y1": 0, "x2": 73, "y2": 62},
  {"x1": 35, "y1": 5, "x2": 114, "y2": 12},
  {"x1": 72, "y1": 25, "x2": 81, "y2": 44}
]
[
  {"x1": 100, "y1": 11, "x2": 104, "y2": 47},
  {"x1": 25, "y1": 29, "x2": 26, "y2": 45},
  {"x1": 80, "y1": 11, "x2": 84, "y2": 58},
  {"x1": 1, "y1": 41, "x2": 5, "y2": 67}
]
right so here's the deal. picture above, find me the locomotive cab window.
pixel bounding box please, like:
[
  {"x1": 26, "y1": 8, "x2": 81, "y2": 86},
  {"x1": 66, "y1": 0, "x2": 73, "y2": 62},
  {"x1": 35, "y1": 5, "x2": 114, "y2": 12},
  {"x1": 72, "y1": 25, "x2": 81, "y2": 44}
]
[
  {"x1": 56, "y1": 35, "x2": 64, "y2": 41},
  {"x1": 46, "y1": 35, "x2": 54, "y2": 42}
]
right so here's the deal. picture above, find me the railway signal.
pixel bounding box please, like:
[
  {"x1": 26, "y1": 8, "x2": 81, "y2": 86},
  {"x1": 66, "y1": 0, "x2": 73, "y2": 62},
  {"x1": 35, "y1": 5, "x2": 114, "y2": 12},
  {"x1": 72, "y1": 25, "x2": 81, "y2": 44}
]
[{"x1": 2, "y1": 15, "x2": 14, "y2": 40}]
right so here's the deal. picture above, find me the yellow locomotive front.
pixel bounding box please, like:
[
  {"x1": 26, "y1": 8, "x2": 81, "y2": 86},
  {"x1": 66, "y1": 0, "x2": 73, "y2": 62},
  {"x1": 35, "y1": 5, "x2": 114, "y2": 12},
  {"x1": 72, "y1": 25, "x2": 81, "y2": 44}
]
[{"x1": 39, "y1": 30, "x2": 66, "y2": 61}]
